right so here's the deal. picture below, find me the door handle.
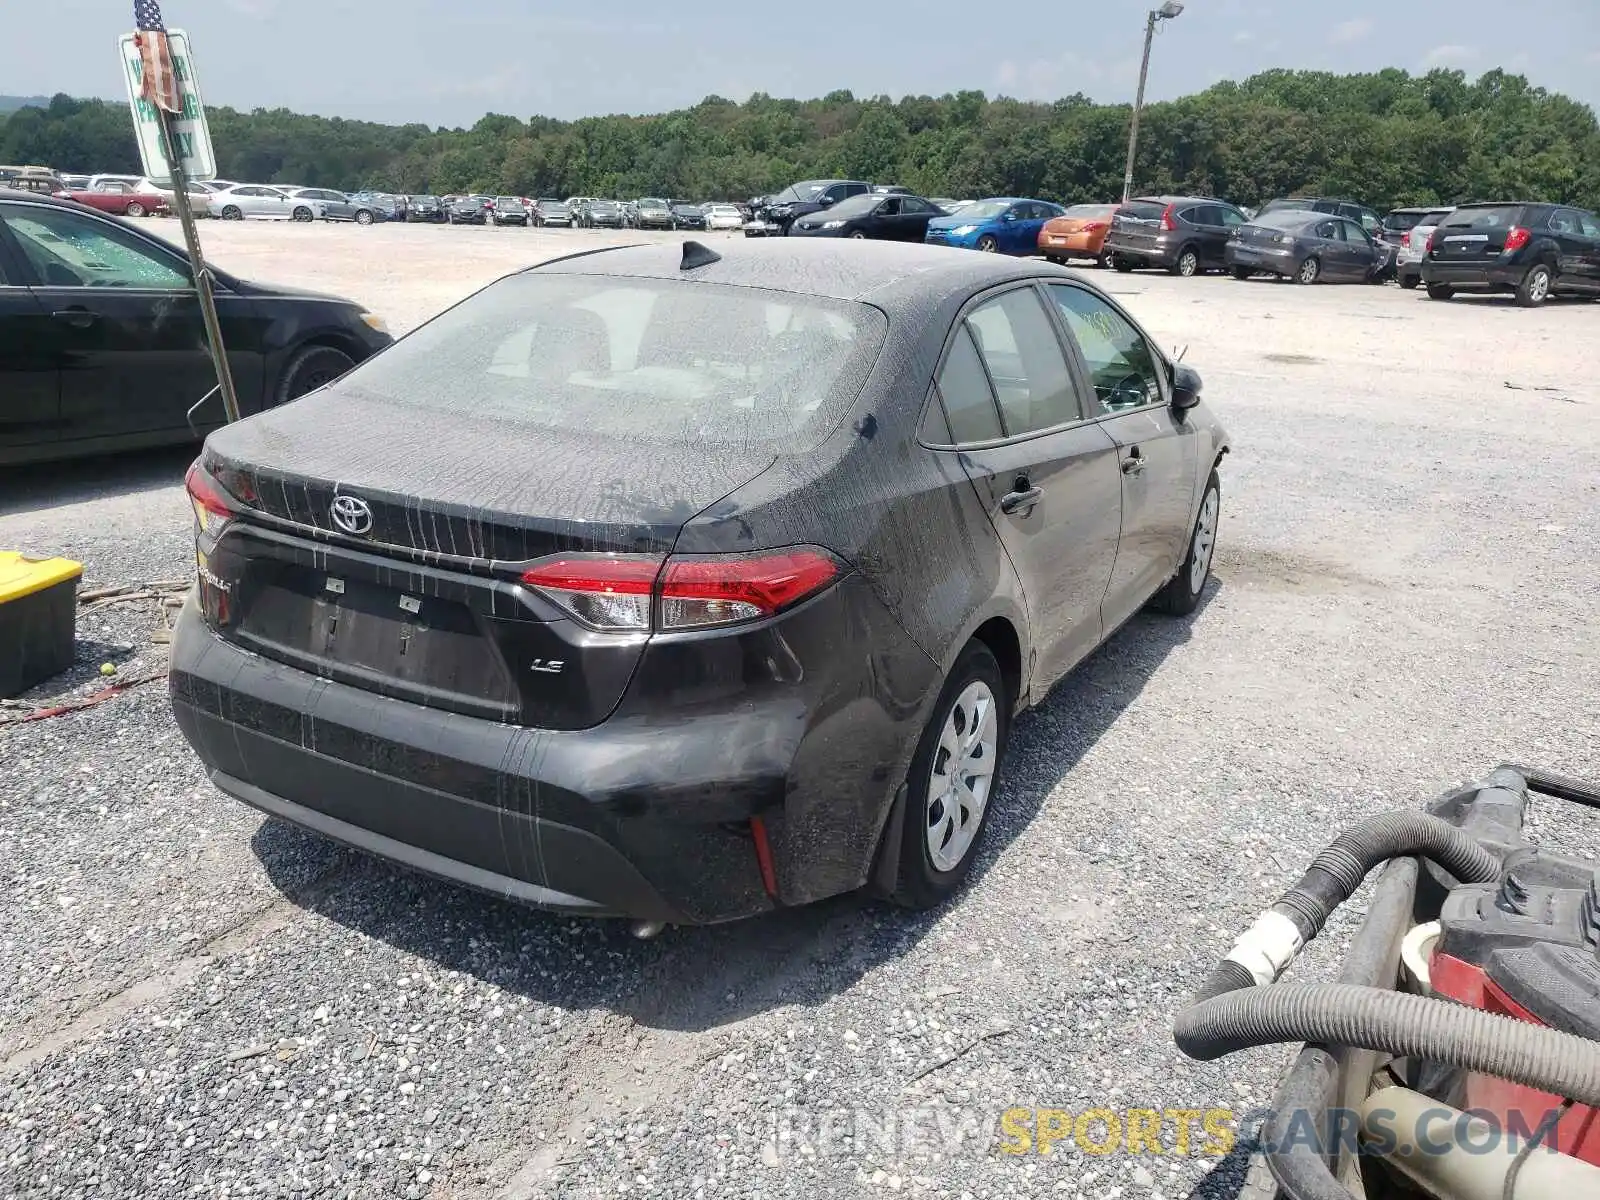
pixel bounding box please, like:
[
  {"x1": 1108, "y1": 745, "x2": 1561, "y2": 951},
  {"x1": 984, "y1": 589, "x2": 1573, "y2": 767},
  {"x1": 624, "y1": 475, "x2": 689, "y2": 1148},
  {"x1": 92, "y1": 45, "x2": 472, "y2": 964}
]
[
  {"x1": 51, "y1": 308, "x2": 101, "y2": 329},
  {"x1": 1121, "y1": 451, "x2": 1146, "y2": 476},
  {"x1": 1000, "y1": 485, "x2": 1043, "y2": 515}
]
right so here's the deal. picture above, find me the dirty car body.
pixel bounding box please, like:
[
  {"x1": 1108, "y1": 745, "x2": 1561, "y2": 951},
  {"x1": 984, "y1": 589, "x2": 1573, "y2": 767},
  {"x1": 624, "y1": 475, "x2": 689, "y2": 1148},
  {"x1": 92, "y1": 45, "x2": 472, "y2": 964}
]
[{"x1": 169, "y1": 240, "x2": 1229, "y2": 925}]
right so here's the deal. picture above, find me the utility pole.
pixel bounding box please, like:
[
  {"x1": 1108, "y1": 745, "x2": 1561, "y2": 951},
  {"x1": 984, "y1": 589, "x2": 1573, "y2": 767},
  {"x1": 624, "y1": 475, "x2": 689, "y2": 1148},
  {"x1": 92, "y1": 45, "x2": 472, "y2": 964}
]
[{"x1": 1121, "y1": 1, "x2": 1185, "y2": 204}]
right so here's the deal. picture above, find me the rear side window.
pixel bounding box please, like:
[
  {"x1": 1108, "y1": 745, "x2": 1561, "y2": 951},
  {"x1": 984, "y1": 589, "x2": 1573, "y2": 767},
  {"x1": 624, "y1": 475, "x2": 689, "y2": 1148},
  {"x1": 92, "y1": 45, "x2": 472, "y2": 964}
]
[
  {"x1": 965, "y1": 289, "x2": 1082, "y2": 435},
  {"x1": 1580, "y1": 213, "x2": 1600, "y2": 238},
  {"x1": 339, "y1": 274, "x2": 887, "y2": 452},
  {"x1": 934, "y1": 326, "x2": 1004, "y2": 444},
  {"x1": 1548, "y1": 210, "x2": 1583, "y2": 235}
]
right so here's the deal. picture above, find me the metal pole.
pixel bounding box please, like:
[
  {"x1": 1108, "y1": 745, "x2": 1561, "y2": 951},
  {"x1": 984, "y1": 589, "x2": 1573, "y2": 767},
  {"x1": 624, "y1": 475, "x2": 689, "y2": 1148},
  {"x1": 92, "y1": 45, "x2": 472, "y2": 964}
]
[
  {"x1": 156, "y1": 107, "x2": 241, "y2": 424},
  {"x1": 1121, "y1": 11, "x2": 1159, "y2": 204}
]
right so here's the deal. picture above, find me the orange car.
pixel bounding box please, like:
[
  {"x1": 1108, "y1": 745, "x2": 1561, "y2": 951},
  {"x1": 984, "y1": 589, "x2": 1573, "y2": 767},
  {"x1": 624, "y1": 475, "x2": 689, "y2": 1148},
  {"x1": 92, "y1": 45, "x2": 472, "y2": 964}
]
[{"x1": 1037, "y1": 203, "x2": 1120, "y2": 265}]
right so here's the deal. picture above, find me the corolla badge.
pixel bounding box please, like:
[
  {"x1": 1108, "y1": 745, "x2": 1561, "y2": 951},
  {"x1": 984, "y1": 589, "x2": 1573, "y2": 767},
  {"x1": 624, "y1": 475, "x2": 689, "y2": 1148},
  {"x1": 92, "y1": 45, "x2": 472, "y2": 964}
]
[{"x1": 329, "y1": 494, "x2": 374, "y2": 535}]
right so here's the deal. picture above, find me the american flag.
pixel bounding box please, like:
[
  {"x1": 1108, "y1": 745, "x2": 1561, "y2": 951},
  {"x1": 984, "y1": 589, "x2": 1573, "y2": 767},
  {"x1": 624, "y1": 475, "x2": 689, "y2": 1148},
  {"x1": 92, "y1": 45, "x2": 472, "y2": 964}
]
[{"x1": 133, "y1": 0, "x2": 182, "y2": 114}]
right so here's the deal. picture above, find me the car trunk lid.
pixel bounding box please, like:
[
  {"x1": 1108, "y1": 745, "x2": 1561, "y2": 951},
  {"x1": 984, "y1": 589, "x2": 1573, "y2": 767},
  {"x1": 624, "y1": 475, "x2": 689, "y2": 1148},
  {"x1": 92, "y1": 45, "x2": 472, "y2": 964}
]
[
  {"x1": 196, "y1": 389, "x2": 776, "y2": 729},
  {"x1": 1108, "y1": 200, "x2": 1165, "y2": 250},
  {"x1": 1432, "y1": 205, "x2": 1527, "y2": 261}
]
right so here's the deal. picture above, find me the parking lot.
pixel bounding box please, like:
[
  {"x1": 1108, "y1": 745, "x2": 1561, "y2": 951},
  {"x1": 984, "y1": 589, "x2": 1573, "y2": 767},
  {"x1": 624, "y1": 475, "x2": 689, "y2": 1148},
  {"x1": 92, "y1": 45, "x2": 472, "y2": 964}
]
[{"x1": 3, "y1": 220, "x2": 1599, "y2": 1200}]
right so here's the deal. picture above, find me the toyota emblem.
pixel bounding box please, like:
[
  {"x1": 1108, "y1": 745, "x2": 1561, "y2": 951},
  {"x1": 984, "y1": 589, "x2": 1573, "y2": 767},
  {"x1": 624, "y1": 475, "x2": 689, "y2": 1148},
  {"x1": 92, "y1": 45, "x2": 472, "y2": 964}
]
[{"x1": 329, "y1": 494, "x2": 374, "y2": 535}]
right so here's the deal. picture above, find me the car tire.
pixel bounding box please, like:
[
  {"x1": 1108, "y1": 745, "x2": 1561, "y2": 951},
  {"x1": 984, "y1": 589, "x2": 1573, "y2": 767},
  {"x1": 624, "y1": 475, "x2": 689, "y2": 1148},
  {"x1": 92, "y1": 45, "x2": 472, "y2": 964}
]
[
  {"x1": 354, "y1": 209, "x2": 374, "y2": 226},
  {"x1": 275, "y1": 345, "x2": 356, "y2": 406},
  {"x1": 848, "y1": 229, "x2": 867, "y2": 240},
  {"x1": 1296, "y1": 257, "x2": 1321, "y2": 285},
  {"x1": 126, "y1": 201, "x2": 147, "y2": 218},
  {"x1": 1173, "y1": 247, "x2": 1201, "y2": 277},
  {"x1": 883, "y1": 640, "x2": 1010, "y2": 911},
  {"x1": 1231, "y1": 265, "x2": 1251, "y2": 281},
  {"x1": 292, "y1": 206, "x2": 313, "y2": 222},
  {"x1": 1426, "y1": 283, "x2": 1454, "y2": 300},
  {"x1": 1112, "y1": 256, "x2": 1134, "y2": 273},
  {"x1": 976, "y1": 235, "x2": 999, "y2": 252},
  {"x1": 1153, "y1": 470, "x2": 1221, "y2": 616},
  {"x1": 1516, "y1": 263, "x2": 1552, "y2": 308},
  {"x1": 1399, "y1": 273, "x2": 1420, "y2": 290},
  {"x1": 1094, "y1": 253, "x2": 1110, "y2": 269},
  {"x1": 221, "y1": 205, "x2": 242, "y2": 221}
]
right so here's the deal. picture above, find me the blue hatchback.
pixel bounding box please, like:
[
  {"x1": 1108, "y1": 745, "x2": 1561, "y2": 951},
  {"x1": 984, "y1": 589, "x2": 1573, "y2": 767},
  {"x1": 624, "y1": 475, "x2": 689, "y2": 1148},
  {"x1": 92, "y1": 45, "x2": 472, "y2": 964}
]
[{"x1": 925, "y1": 197, "x2": 1066, "y2": 254}]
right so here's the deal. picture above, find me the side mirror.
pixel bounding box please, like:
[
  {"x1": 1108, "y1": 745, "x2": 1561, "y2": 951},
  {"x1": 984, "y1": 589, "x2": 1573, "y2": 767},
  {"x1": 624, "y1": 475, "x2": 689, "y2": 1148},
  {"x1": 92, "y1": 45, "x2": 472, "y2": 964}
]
[
  {"x1": 1171, "y1": 363, "x2": 1203, "y2": 412},
  {"x1": 1002, "y1": 211, "x2": 1018, "y2": 222},
  {"x1": 819, "y1": 195, "x2": 835, "y2": 207}
]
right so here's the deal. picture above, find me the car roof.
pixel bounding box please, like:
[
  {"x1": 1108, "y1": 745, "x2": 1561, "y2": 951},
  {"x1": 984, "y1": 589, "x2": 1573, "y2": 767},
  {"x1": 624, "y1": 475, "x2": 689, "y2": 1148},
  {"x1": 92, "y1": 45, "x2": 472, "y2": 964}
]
[{"x1": 527, "y1": 237, "x2": 1079, "y2": 305}]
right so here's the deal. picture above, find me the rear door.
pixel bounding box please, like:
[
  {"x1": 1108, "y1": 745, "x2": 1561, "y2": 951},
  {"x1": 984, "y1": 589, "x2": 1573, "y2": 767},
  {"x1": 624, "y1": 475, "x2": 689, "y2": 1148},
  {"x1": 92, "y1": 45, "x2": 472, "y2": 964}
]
[
  {"x1": 935, "y1": 285, "x2": 1123, "y2": 686},
  {"x1": 0, "y1": 229, "x2": 60, "y2": 455},
  {"x1": 1546, "y1": 209, "x2": 1594, "y2": 291},
  {"x1": 0, "y1": 200, "x2": 263, "y2": 445},
  {"x1": 1045, "y1": 282, "x2": 1199, "y2": 633}
]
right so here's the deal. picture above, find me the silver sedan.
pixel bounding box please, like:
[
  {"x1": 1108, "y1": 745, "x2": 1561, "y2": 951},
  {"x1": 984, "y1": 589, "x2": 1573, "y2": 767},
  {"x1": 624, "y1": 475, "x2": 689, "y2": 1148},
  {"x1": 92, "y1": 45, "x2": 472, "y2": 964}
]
[{"x1": 207, "y1": 185, "x2": 317, "y2": 222}]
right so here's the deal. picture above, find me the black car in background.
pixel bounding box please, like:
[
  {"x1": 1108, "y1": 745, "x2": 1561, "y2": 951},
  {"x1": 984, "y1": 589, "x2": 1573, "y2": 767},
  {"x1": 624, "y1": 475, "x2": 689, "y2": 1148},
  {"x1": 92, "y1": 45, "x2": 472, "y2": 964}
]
[
  {"x1": 789, "y1": 192, "x2": 946, "y2": 241},
  {"x1": 1421, "y1": 201, "x2": 1600, "y2": 306},
  {"x1": 493, "y1": 196, "x2": 530, "y2": 226},
  {"x1": 1103, "y1": 195, "x2": 1248, "y2": 276},
  {"x1": 534, "y1": 199, "x2": 571, "y2": 227},
  {"x1": 747, "y1": 179, "x2": 872, "y2": 236},
  {"x1": 347, "y1": 192, "x2": 402, "y2": 224},
  {"x1": 1225, "y1": 209, "x2": 1386, "y2": 284},
  {"x1": 167, "y1": 238, "x2": 1228, "y2": 926},
  {"x1": 448, "y1": 195, "x2": 491, "y2": 225},
  {"x1": 410, "y1": 195, "x2": 445, "y2": 222},
  {"x1": 670, "y1": 203, "x2": 706, "y2": 231},
  {"x1": 0, "y1": 189, "x2": 392, "y2": 465}
]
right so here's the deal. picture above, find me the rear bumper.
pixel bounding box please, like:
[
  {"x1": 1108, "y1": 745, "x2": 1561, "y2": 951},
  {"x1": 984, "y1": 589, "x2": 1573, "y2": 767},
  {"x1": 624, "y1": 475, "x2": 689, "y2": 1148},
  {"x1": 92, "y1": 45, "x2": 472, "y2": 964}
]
[
  {"x1": 1038, "y1": 233, "x2": 1104, "y2": 256},
  {"x1": 1225, "y1": 243, "x2": 1296, "y2": 273},
  {"x1": 1103, "y1": 236, "x2": 1176, "y2": 267},
  {"x1": 1421, "y1": 259, "x2": 1524, "y2": 289},
  {"x1": 169, "y1": 575, "x2": 936, "y2": 924}
]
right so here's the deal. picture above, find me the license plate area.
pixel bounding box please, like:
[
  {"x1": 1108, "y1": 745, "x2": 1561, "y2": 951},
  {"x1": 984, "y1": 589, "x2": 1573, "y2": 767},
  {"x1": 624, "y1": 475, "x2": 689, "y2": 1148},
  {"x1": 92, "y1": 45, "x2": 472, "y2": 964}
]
[{"x1": 235, "y1": 561, "x2": 519, "y2": 716}]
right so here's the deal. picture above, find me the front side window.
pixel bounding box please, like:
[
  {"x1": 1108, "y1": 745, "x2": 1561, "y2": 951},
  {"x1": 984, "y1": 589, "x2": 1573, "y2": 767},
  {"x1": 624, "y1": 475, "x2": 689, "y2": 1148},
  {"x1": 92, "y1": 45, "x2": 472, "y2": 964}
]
[
  {"x1": 0, "y1": 204, "x2": 189, "y2": 289},
  {"x1": 1048, "y1": 285, "x2": 1165, "y2": 416},
  {"x1": 964, "y1": 289, "x2": 1081, "y2": 435}
]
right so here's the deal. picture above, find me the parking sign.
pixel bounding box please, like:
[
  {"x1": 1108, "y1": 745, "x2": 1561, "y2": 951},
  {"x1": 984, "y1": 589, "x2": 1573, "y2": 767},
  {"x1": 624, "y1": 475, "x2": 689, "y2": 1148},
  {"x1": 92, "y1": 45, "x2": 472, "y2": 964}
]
[{"x1": 118, "y1": 28, "x2": 217, "y2": 184}]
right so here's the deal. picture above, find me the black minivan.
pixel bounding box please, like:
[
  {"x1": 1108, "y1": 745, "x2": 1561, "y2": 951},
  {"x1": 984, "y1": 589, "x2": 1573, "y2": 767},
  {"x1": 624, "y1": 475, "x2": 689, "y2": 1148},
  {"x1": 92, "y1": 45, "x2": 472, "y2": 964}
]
[{"x1": 1421, "y1": 202, "x2": 1600, "y2": 306}]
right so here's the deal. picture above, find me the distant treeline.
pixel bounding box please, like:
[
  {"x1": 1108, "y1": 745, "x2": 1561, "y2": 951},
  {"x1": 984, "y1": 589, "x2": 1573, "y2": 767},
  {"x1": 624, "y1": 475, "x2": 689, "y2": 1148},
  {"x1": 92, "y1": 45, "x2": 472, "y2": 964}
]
[{"x1": 3, "y1": 68, "x2": 1597, "y2": 211}]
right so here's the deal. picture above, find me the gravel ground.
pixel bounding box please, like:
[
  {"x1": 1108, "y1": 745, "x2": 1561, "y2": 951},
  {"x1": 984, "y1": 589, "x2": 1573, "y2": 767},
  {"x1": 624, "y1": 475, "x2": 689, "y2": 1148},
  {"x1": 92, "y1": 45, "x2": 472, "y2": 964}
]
[{"x1": 2, "y1": 222, "x2": 1598, "y2": 1199}]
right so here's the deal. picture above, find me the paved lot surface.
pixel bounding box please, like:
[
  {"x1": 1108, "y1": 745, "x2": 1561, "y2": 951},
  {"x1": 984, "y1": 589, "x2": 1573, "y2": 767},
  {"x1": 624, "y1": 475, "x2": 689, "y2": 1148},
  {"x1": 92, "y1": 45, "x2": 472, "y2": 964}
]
[{"x1": 2, "y1": 221, "x2": 1598, "y2": 1200}]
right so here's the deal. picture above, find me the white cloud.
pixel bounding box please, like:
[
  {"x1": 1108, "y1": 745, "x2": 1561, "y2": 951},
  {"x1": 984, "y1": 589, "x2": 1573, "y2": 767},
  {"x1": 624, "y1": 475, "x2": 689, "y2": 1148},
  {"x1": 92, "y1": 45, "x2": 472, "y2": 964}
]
[
  {"x1": 1422, "y1": 44, "x2": 1480, "y2": 67},
  {"x1": 1233, "y1": 30, "x2": 1254, "y2": 45},
  {"x1": 1331, "y1": 18, "x2": 1373, "y2": 44}
]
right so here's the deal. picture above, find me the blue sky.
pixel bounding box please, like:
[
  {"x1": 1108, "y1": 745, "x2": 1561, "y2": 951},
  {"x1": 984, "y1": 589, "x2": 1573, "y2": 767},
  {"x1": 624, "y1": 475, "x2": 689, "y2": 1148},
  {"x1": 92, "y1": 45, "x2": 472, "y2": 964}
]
[{"x1": 6, "y1": 0, "x2": 1597, "y2": 126}]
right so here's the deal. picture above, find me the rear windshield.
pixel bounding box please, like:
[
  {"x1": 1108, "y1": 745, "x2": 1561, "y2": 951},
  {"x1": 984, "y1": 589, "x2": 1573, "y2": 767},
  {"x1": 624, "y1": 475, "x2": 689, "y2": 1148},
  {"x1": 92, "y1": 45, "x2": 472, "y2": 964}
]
[
  {"x1": 339, "y1": 274, "x2": 887, "y2": 450},
  {"x1": 1064, "y1": 204, "x2": 1118, "y2": 219},
  {"x1": 1119, "y1": 201, "x2": 1166, "y2": 221},
  {"x1": 1257, "y1": 198, "x2": 1316, "y2": 215},
  {"x1": 1383, "y1": 211, "x2": 1426, "y2": 231},
  {"x1": 1250, "y1": 210, "x2": 1318, "y2": 230},
  {"x1": 1439, "y1": 206, "x2": 1525, "y2": 230}
]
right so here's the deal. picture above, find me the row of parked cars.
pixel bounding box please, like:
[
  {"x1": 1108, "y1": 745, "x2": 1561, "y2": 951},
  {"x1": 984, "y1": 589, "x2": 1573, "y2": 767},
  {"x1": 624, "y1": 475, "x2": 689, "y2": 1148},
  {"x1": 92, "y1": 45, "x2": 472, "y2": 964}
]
[{"x1": 737, "y1": 177, "x2": 1600, "y2": 308}]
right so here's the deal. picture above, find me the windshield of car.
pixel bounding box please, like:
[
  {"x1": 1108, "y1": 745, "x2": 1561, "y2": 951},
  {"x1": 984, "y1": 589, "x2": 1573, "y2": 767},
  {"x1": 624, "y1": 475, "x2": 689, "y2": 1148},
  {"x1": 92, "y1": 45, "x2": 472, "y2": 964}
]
[
  {"x1": 821, "y1": 194, "x2": 883, "y2": 219},
  {"x1": 956, "y1": 200, "x2": 1011, "y2": 221},
  {"x1": 340, "y1": 274, "x2": 887, "y2": 451},
  {"x1": 778, "y1": 181, "x2": 829, "y2": 203}
]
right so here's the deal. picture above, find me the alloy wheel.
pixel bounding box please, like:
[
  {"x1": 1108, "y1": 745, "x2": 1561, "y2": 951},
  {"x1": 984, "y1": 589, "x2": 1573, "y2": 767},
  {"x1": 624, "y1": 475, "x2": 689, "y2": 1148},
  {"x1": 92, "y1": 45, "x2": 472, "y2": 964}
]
[
  {"x1": 925, "y1": 680, "x2": 999, "y2": 873},
  {"x1": 1178, "y1": 249, "x2": 1199, "y2": 277},
  {"x1": 1190, "y1": 487, "x2": 1219, "y2": 594}
]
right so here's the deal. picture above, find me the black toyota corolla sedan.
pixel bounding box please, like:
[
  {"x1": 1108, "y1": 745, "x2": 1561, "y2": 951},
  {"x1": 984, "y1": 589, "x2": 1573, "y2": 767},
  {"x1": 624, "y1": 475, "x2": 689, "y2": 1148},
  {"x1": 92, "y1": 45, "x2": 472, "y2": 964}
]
[
  {"x1": 0, "y1": 189, "x2": 393, "y2": 466},
  {"x1": 170, "y1": 239, "x2": 1229, "y2": 926}
]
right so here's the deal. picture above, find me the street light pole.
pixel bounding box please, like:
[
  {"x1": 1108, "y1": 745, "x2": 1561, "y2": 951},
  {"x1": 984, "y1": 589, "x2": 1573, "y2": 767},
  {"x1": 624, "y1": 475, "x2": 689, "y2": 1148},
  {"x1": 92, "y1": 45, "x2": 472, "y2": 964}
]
[{"x1": 1120, "y1": 1, "x2": 1184, "y2": 204}]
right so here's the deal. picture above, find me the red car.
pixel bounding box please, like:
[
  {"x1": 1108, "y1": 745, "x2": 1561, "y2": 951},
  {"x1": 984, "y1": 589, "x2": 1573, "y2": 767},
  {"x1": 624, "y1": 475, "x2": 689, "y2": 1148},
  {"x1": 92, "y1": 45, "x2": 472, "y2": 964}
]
[{"x1": 58, "y1": 180, "x2": 169, "y2": 218}]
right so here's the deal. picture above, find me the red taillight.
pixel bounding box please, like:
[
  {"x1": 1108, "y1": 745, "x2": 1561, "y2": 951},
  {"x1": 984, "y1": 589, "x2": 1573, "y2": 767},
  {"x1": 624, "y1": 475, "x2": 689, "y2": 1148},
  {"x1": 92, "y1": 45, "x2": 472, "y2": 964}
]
[
  {"x1": 1401, "y1": 231, "x2": 1412, "y2": 247},
  {"x1": 521, "y1": 548, "x2": 840, "y2": 632},
  {"x1": 1081, "y1": 221, "x2": 1107, "y2": 233},
  {"x1": 1160, "y1": 205, "x2": 1177, "y2": 232},
  {"x1": 1503, "y1": 225, "x2": 1531, "y2": 252},
  {"x1": 1427, "y1": 228, "x2": 1444, "y2": 253},
  {"x1": 185, "y1": 460, "x2": 236, "y2": 531}
]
